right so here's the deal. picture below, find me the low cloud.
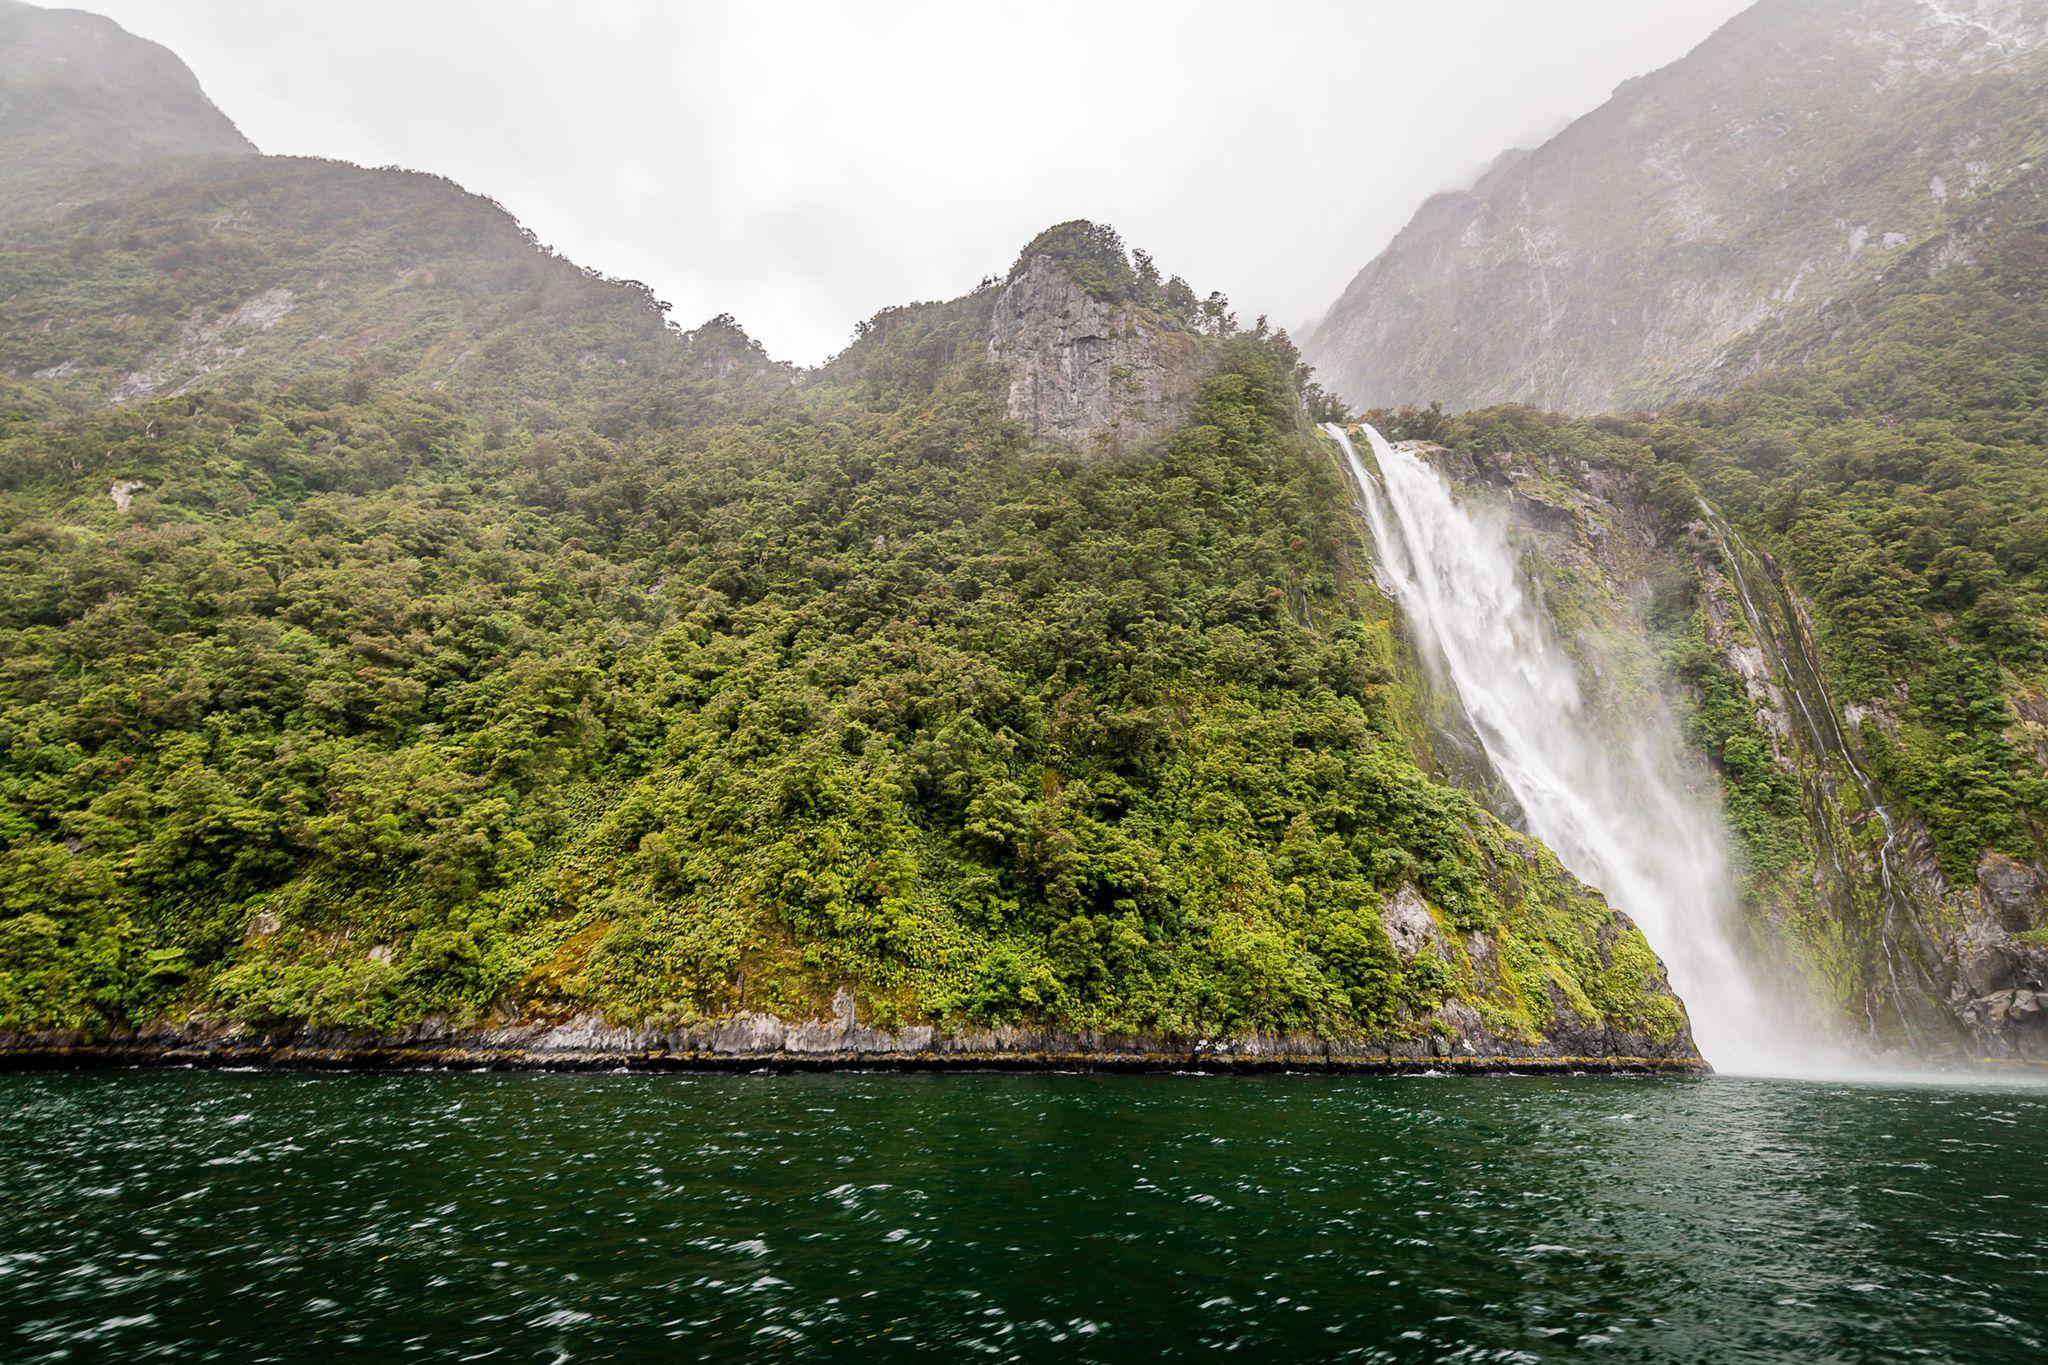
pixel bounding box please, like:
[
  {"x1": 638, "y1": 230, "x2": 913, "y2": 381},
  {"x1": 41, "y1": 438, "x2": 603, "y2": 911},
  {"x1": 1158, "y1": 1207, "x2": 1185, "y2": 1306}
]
[{"x1": 74, "y1": 0, "x2": 1751, "y2": 365}]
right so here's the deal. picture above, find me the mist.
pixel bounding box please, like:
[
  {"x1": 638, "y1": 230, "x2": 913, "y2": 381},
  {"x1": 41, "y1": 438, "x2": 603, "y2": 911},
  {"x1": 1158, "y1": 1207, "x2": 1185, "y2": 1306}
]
[{"x1": 68, "y1": 0, "x2": 1750, "y2": 364}]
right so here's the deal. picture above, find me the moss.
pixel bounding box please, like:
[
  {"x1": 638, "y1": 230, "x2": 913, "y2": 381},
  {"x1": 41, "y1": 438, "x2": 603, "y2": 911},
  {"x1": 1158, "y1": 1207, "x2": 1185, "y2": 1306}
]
[{"x1": 1590, "y1": 928, "x2": 1686, "y2": 1044}]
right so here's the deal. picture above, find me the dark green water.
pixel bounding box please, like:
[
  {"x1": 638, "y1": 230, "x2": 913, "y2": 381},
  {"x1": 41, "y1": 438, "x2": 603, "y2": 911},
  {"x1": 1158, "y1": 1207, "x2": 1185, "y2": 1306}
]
[{"x1": 1, "y1": 1071, "x2": 2043, "y2": 1361}]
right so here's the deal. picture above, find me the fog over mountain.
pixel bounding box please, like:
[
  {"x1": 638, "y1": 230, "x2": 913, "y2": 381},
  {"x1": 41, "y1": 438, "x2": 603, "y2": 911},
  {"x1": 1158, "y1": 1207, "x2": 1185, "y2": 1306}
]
[
  {"x1": 67, "y1": 0, "x2": 1750, "y2": 364},
  {"x1": 1307, "y1": 0, "x2": 2048, "y2": 413}
]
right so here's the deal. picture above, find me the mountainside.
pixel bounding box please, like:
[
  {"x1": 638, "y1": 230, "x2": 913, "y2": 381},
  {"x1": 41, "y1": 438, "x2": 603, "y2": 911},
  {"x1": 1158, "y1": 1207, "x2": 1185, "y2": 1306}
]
[
  {"x1": 0, "y1": 0, "x2": 251, "y2": 213},
  {"x1": 0, "y1": 6, "x2": 1695, "y2": 1068},
  {"x1": 0, "y1": 152, "x2": 763, "y2": 416},
  {"x1": 7, "y1": 0, "x2": 2042, "y2": 1067},
  {"x1": 1308, "y1": 0, "x2": 2048, "y2": 415},
  {"x1": 1358, "y1": 401, "x2": 2047, "y2": 1055}
]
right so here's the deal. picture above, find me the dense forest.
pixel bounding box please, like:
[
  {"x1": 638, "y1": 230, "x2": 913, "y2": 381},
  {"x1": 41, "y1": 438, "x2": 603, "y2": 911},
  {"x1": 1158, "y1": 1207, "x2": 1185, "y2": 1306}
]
[{"x1": 0, "y1": 174, "x2": 1685, "y2": 1052}]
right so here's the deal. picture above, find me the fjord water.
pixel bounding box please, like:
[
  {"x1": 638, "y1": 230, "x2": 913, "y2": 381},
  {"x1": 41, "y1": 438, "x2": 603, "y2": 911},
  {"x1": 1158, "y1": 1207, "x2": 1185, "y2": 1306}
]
[
  {"x1": 3, "y1": 1071, "x2": 2045, "y2": 1361},
  {"x1": 1326, "y1": 424, "x2": 1806, "y2": 1074}
]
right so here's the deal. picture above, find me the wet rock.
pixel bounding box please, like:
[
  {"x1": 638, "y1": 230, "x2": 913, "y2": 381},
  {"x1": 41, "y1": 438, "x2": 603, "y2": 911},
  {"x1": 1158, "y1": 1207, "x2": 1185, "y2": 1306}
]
[
  {"x1": 1380, "y1": 883, "x2": 1444, "y2": 961},
  {"x1": 1843, "y1": 701, "x2": 1901, "y2": 743},
  {"x1": 0, "y1": 1002, "x2": 1705, "y2": 1074},
  {"x1": 1977, "y1": 851, "x2": 2044, "y2": 934},
  {"x1": 988, "y1": 254, "x2": 1203, "y2": 453},
  {"x1": 1507, "y1": 489, "x2": 1574, "y2": 534},
  {"x1": 1463, "y1": 931, "x2": 1498, "y2": 973}
]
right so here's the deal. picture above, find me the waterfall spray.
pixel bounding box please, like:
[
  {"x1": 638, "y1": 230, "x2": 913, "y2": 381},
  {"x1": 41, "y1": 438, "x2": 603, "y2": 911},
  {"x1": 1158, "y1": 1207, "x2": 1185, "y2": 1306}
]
[{"x1": 1326, "y1": 422, "x2": 1817, "y2": 1074}]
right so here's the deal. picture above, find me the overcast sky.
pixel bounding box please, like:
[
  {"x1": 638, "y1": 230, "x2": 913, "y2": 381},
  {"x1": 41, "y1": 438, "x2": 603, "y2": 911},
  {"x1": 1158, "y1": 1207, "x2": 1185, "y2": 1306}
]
[{"x1": 71, "y1": 0, "x2": 1751, "y2": 365}]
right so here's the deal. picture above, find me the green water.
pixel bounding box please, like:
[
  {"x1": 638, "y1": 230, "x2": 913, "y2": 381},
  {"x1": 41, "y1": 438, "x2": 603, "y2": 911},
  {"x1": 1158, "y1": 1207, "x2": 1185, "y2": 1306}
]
[{"x1": 0, "y1": 1071, "x2": 2042, "y2": 1361}]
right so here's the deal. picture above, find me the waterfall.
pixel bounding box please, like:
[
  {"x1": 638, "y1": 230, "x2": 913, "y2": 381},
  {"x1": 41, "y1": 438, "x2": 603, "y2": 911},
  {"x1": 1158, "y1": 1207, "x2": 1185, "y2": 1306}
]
[{"x1": 1325, "y1": 422, "x2": 1810, "y2": 1074}]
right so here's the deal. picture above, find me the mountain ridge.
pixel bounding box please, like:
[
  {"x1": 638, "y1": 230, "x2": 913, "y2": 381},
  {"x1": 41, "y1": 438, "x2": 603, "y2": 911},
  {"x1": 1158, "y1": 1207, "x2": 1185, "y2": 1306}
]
[
  {"x1": 0, "y1": 0, "x2": 252, "y2": 214},
  {"x1": 1307, "y1": 0, "x2": 2048, "y2": 414}
]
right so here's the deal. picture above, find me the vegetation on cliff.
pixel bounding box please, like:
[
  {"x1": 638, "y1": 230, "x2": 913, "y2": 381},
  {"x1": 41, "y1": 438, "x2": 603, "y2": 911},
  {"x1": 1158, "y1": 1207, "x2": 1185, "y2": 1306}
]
[{"x1": 0, "y1": 89, "x2": 1680, "y2": 1051}]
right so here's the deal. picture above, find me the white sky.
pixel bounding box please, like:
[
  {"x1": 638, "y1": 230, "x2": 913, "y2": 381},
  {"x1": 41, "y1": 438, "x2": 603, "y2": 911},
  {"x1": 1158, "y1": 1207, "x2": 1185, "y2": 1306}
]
[{"x1": 68, "y1": 0, "x2": 1751, "y2": 365}]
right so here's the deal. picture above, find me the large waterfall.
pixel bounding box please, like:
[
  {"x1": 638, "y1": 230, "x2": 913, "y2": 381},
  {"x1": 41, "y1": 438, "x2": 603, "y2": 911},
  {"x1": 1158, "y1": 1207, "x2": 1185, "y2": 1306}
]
[{"x1": 1326, "y1": 423, "x2": 1806, "y2": 1073}]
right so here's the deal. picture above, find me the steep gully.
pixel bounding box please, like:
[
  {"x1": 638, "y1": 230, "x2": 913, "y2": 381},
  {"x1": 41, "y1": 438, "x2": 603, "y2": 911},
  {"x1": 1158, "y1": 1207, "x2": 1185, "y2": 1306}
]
[
  {"x1": 1695, "y1": 506, "x2": 1946, "y2": 1045},
  {"x1": 1325, "y1": 424, "x2": 1832, "y2": 1074}
]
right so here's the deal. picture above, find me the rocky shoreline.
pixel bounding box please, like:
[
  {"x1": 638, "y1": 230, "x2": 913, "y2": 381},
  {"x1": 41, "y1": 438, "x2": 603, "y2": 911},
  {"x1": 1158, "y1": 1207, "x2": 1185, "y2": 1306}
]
[
  {"x1": 0, "y1": 996, "x2": 1709, "y2": 1076},
  {"x1": 0, "y1": 1042, "x2": 1710, "y2": 1076}
]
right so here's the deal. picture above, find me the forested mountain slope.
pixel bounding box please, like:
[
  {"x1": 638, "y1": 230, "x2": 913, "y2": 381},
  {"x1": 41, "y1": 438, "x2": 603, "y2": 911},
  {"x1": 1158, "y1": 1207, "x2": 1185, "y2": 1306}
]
[
  {"x1": 1309, "y1": 0, "x2": 2048, "y2": 415},
  {"x1": 0, "y1": 6, "x2": 1692, "y2": 1065}
]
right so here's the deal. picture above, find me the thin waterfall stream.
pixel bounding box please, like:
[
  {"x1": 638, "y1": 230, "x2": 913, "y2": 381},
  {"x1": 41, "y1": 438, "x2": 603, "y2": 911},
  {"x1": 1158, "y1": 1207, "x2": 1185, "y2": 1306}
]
[
  {"x1": 1325, "y1": 423, "x2": 1815, "y2": 1073},
  {"x1": 1697, "y1": 504, "x2": 1941, "y2": 1045}
]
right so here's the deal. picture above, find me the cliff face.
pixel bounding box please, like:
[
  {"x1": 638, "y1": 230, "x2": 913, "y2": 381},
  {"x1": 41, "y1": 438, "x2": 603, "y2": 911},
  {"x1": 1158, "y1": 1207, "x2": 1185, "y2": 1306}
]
[
  {"x1": 1696, "y1": 519, "x2": 2048, "y2": 1058},
  {"x1": 988, "y1": 252, "x2": 1204, "y2": 453},
  {"x1": 1307, "y1": 0, "x2": 2048, "y2": 414}
]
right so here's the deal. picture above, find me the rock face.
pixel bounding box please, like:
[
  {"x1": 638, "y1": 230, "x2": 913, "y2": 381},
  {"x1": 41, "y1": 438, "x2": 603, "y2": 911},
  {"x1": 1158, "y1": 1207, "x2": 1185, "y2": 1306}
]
[
  {"x1": 112, "y1": 286, "x2": 296, "y2": 403},
  {"x1": 1307, "y1": 0, "x2": 2048, "y2": 414},
  {"x1": 1953, "y1": 851, "x2": 2048, "y2": 1049},
  {"x1": 1378, "y1": 883, "x2": 1446, "y2": 960},
  {"x1": 988, "y1": 253, "x2": 1203, "y2": 453}
]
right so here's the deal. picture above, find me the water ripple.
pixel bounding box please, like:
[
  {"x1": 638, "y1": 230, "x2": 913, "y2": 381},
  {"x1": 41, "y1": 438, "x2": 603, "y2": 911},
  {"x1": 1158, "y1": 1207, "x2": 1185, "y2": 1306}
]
[{"x1": 0, "y1": 1072, "x2": 2044, "y2": 1360}]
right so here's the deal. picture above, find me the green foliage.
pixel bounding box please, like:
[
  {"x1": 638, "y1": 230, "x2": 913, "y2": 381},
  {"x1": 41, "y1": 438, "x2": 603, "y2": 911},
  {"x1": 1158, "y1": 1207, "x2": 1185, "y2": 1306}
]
[
  {"x1": 1009, "y1": 220, "x2": 1139, "y2": 299},
  {"x1": 0, "y1": 68, "x2": 1675, "y2": 1048},
  {"x1": 0, "y1": 281, "x2": 1664, "y2": 1048},
  {"x1": 1642, "y1": 233, "x2": 2048, "y2": 879},
  {"x1": 1663, "y1": 618, "x2": 1807, "y2": 879}
]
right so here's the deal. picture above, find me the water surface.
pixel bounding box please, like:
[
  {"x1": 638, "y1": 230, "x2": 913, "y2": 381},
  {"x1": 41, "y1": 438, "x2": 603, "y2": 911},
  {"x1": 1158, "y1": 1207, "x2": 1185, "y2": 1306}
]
[{"x1": 2, "y1": 1071, "x2": 2042, "y2": 1360}]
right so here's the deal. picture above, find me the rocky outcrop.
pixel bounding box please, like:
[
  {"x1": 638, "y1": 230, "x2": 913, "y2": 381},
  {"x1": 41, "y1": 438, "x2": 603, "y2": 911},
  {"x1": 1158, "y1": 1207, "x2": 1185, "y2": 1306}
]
[
  {"x1": 676, "y1": 312, "x2": 793, "y2": 387},
  {"x1": 1975, "y1": 851, "x2": 2045, "y2": 933},
  {"x1": 1306, "y1": 0, "x2": 2048, "y2": 413},
  {"x1": 1952, "y1": 851, "x2": 2048, "y2": 1050},
  {"x1": 988, "y1": 253, "x2": 1203, "y2": 453},
  {"x1": 111, "y1": 286, "x2": 296, "y2": 403},
  {"x1": 1379, "y1": 883, "x2": 1447, "y2": 961}
]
